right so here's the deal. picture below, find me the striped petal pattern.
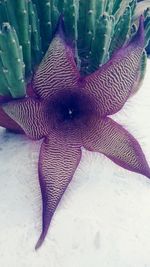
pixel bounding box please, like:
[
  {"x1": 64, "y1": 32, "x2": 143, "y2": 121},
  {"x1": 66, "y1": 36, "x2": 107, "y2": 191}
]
[
  {"x1": 1, "y1": 16, "x2": 149, "y2": 250},
  {"x1": 83, "y1": 16, "x2": 145, "y2": 117},
  {"x1": 35, "y1": 133, "x2": 82, "y2": 249},
  {"x1": 33, "y1": 24, "x2": 80, "y2": 100},
  {"x1": 82, "y1": 116, "x2": 150, "y2": 178},
  {"x1": 0, "y1": 107, "x2": 23, "y2": 133},
  {"x1": 0, "y1": 96, "x2": 23, "y2": 133},
  {"x1": 3, "y1": 98, "x2": 48, "y2": 140}
]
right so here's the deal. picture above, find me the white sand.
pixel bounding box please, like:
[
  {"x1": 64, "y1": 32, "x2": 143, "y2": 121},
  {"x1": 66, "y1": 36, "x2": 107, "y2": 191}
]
[{"x1": 0, "y1": 61, "x2": 150, "y2": 267}]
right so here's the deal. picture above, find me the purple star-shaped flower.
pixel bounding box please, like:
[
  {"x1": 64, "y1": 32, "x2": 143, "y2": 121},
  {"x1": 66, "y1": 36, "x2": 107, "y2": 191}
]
[{"x1": 2, "y1": 16, "x2": 150, "y2": 249}]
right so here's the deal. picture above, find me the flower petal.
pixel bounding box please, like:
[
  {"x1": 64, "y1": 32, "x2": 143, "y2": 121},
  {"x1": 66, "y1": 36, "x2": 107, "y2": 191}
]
[
  {"x1": 83, "y1": 16, "x2": 145, "y2": 117},
  {"x1": 134, "y1": 1, "x2": 150, "y2": 20},
  {"x1": 35, "y1": 133, "x2": 82, "y2": 249},
  {"x1": 0, "y1": 96, "x2": 23, "y2": 132},
  {"x1": 0, "y1": 106, "x2": 23, "y2": 133},
  {"x1": 82, "y1": 116, "x2": 150, "y2": 178},
  {"x1": 2, "y1": 98, "x2": 48, "y2": 140},
  {"x1": 33, "y1": 19, "x2": 80, "y2": 100}
]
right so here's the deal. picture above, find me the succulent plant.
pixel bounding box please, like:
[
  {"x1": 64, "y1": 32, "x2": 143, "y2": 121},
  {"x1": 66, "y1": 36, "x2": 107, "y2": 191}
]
[
  {"x1": 0, "y1": 0, "x2": 150, "y2": 250},
  {"x1": 0, "y1": 0, "x2": 150, "y2": 100},
  {"x1": 3, "y1": 16, "x2": 150, "y2": 249}
]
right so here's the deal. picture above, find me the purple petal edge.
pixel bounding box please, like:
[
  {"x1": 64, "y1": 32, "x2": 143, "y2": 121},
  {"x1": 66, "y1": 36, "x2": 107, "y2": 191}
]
[
  {"x1": 83, "y1": 15, "x2": 145, "y2": 118},
  {"x1": 106, "y1": 154, "x2": 150, "y2": 179},
  {"x1": 82, "y1": 117, "x2": 150, "y2": 179},
  {"x1": 35, "y1": 136, "x2": 82, "y2": 250}
]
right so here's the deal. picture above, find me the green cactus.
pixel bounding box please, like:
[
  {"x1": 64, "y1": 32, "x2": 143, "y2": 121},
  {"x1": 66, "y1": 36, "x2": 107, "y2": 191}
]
[
  {"x1": 109, "y1": 6, "x2": 132, "y2": 56},
  {"x1": 87, "y1": 14, "x2": 114, "y2": 73},
  {"x1": 0, "y1": 23, "x2": 25, "y2": 98},
  {"x1": 144, "y1": 9, "x2": 150, "y2": 48},
  {"x1": 7, "y1": 0, "x2": 32, "y2": 76},
  {"x1": 63, "y1": 0, "x2": 77, "y2": 41},
  {"x1": 32, "y1": 0, "x2": 53, "y2": 52},
  {"x1": 140, "y1": 51, "x2": 147, "y2": 85},
  {"x1": 77, "y1": 0, "x2": 97, "y2": 71},
  {"x1": 0, "y1": 57, "x2": 11, "y2": 96},
  {"x1": 28, "y1": 0, "x2": 42, "y2": 65},
  {"x1": 0, "y1": 0, "x2": 150, "y2": 99},
  {"x1": 134, "y1": 1, "x2": 150, "y2": 55}
]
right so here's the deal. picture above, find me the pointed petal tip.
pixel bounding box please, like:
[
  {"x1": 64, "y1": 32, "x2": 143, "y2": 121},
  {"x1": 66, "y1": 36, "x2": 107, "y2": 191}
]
[
  {"x1": 35, "y1": 231, "x2": 47, "y2": 250},
  {"x1": 135, "y1": 164, "x2": 150, "y2": 180},
  {"x1": 134, "y1": 14, "x2": 145, "y2": 45},
  {"x1": 139, "y1": 14, "x2": 144, "y2": 33},
  {"x1": 54, "y1": 14, "x2": 74, "y2": 49},
  {"x1": 144, "y1": 168, "x2": 150, "y2": 180},
  {"x1": 54, "y1": 14, "x2": 66, "y2": 39},
  {"x1": 140, "y1": 157, "x2": 150, "y2": 180},
  {"x1": 35, "y1": 240, "x2": 42, "y2": 251},
  {"x1": 139, "y1": 14, "x2": 144, "y2": 24}
]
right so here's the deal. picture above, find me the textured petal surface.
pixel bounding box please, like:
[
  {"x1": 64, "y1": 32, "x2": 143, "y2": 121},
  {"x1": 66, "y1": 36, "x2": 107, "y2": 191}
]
[
  {"x1": 0, "y1": 106, "x2": 23, "y2": 133},
  {"x1": 2, "y1": 98, "x2": 48, "y2": 140},
  {"x1": 0, "y1": 95, "x2": 24, "y2": 133},
  {"x1": 83, "y1": 16, "x2": 145, "y2": 117},
  {"x1": 36, "y1": 133, "x2": 82, "y2": 249},
  {"x1": 33, "y1": 32, "x2": 80, "y2": 100},
  {"x1": 82, "y1": 116, "x2": 150, "y2": 178}
]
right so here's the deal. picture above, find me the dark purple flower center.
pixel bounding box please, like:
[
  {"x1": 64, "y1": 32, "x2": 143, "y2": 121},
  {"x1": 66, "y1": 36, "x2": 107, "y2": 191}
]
[
  {"x1": 50, "y1": 90, "x2": 92, "y2": 127},
  {"x1": 54, "y1": 92, "x2": 83, "y2": 122}
]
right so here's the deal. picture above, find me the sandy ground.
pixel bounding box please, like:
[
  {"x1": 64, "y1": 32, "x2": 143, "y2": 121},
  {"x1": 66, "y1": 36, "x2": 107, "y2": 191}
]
[{"x1": 0, "y1": 61, "x2": 150, "y2": 267}]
